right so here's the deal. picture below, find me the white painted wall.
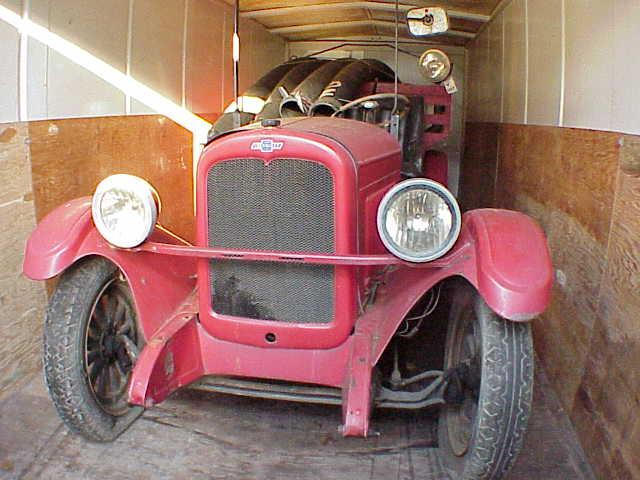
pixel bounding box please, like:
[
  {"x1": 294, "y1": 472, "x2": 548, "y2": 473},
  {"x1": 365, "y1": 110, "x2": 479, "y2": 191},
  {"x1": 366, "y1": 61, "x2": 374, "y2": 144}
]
[
  {"x1": 0, "y1": 20, "x2": 19, "y2": 123},
  {"x1": 0, "y1": 0, "x2": 286, "y2": 122},
  {"x1": 467, "y1": 0, "x2": 640, "y2": 135}
]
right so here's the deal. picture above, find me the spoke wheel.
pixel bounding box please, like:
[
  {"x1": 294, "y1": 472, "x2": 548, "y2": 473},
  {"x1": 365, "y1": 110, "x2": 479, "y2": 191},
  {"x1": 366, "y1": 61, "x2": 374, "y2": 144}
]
[
  {"x1": 444, "y1": 307, "x2": 481, "y2": 456},
  {"x1": 43, "y1": 257, "x2": 144, "y2": 442},
  {"x1": 438, "y1": 284, "x2": 534, "y2": 480},
  {"x1": 85, "y1": 279, "x2": 140, "y2": 416}
]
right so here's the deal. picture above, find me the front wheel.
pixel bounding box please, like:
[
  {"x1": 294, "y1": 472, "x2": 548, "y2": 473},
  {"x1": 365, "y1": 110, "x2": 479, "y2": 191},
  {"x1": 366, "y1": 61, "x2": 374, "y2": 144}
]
[
  {"x1": 438, "y1": 285, "x2": 534, "y2": 480},
  {"x1": 43, "y1": 257, "x2": 144, "y2": 442}
]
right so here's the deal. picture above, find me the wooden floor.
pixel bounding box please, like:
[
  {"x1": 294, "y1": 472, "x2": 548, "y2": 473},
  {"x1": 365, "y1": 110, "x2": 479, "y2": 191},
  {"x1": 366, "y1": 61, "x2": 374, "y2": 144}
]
[{"x1": 0, "y1": 365, "x2": 594, "y2": 480}]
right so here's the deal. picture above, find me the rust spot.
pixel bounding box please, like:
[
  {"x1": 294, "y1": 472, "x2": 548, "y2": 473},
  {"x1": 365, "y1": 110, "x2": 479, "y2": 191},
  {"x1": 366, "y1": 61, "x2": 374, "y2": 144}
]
[
  {"x1": 164, "y1": 351, "x2": 174, "y2": 377},
  {"x1": 0, "y1": 127, "x2": 17, "y2": 143}
]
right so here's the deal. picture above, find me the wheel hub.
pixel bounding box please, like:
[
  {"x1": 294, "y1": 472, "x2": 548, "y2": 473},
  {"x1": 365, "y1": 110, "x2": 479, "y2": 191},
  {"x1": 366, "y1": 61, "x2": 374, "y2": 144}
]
[
  {"x1": 103, "y1": 334, "x2": 118, "y2": 357},
  {"x1": 85, "y1": 280, "x2": 141, "y2": 417}
]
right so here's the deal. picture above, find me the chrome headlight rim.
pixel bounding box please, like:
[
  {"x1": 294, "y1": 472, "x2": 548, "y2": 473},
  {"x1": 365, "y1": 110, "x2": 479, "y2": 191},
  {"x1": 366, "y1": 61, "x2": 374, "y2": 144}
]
[
  {"x1": 91, "y1": 174, "x2": 158, "y2": 249},
  {"x1": 418, "y1": 48, "x2": 452, "y2": 83},
  {"x1": 377, "y1": 178, "x2": 461, "y2": 263}
]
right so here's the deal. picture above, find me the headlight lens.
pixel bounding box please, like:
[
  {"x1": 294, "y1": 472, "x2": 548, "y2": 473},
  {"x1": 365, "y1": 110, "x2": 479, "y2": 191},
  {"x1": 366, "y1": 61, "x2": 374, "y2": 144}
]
[
  {"x1": 418, "y1": 49, "x2": 452, "y2": 83},
  {"x1": 377, "y1": 179, "x2": 461, "y2": 262},
  {"x1": 91, "y1": 174, "x2": 158, "y2": 248}
]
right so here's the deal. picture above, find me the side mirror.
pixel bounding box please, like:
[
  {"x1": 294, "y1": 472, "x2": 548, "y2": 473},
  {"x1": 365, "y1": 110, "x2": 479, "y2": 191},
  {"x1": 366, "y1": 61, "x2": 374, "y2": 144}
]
[{"x1": 407, "y1": 7, "x2": 449, "y2": 37}]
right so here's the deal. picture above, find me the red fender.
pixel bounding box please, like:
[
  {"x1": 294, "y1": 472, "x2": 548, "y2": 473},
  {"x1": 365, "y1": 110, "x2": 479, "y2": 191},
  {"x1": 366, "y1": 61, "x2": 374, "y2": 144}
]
[
  {"x1": 363, "y1": 208, "x2": 552, "y2": 368},
  {"x1": 22, "y1": 197, "x2": 197, "y2": 340},
  {"x1": 463, "y1": 208, "x2": 553, "y2": 321}
]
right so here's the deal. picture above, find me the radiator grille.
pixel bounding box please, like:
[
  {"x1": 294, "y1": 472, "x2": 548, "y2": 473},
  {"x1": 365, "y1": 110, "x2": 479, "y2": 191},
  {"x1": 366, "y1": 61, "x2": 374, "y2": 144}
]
[{"x1": 207, "y1": 158, "x2": 335, "y2": 324}]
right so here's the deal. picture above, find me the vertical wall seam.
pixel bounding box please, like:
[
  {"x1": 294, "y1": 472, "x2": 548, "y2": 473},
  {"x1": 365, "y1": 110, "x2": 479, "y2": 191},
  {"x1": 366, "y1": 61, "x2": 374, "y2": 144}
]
[
  {"x1": 485, "y1": 28, "x2": 490, "y2": 123},
  {"x1": 181, "y1": 0, "x2": 188, "y2": 109},
  {"x1": 125, "y1": 0, "x2": 134, "y2": 114},
  {"x1": 18, "y1": 0, "x2": 30, "y2": 121},
  {"x1": 500, "y1": 11, "x2": 505, "y2": 123},
  {"x1": 221, "y1": 12, "x2": 227, "y2": 113},
  {"x1": 493, "y1": 127, "x2": 501, "y2": 206},
  {"x1": 523, "y1": 0, "x2": 529, "y2": 124},
  {"x1": 558, "y1": 0, "x2": 566, "y2": 127},
  {"x1": 45, "y1": 0, "x2": 50, "y2": 118}
]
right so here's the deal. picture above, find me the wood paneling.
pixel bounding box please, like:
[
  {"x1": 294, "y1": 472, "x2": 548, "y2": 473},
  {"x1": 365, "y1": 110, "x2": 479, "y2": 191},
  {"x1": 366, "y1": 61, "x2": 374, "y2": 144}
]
[
  {"x1": 560, "y1": 129, "x2": 619, "y2": 244},
  {"x1": 575, "y1": 149, "x2": 640, "y2": 479},
  {"x1": 461, "y1": 121, "x2": 640, "y2": 479},
  {"x1": 29, "y1": 115, "x2": 195, "y2": 243},
  {"x1": 620, "y1": 134, "x2": 640, "y2": 177},
  {"x1": 0, "y1": 123, "x2": 47, "y2": 400},
  {"x1": 458, "y1": 122, "x2": 498, "y2": 211}
]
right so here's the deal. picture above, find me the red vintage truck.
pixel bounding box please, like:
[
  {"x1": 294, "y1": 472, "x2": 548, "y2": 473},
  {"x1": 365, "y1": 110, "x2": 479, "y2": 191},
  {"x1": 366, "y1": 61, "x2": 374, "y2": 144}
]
[{"x1": 23, "y1": 7, "x2": 552, "y2": 480}]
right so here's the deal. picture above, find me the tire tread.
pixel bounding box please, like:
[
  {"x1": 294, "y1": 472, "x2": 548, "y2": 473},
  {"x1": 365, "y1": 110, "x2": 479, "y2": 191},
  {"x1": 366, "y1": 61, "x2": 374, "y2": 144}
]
[
  {"x1": 463, "y1": 299, "x2": 534, "y2": 480},
  {"x1": 43, "y1": 257, "x2": 141, "y2": 442}
]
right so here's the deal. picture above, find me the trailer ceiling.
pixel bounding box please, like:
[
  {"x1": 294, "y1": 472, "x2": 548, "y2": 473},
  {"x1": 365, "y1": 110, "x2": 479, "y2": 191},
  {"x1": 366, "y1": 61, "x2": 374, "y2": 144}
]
[{"x1": 225, "y1": 1, "x2": 501, "y2": 45}]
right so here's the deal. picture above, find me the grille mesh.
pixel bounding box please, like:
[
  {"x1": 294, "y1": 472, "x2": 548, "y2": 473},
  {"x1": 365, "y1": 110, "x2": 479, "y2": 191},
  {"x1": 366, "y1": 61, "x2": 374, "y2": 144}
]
[{"x1": 207, "y1": 158, "x2": 335, "y2": 324}]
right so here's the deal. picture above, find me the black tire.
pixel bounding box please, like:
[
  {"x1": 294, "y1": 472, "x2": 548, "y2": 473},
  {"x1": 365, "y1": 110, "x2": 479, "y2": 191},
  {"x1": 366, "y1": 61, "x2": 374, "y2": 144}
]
[
  {"x1": 438, "y1": 284, "x2": 534, "y2": 480},
  {"x1": 43, "y1": 257, "x2": 144, "y2": 442}
]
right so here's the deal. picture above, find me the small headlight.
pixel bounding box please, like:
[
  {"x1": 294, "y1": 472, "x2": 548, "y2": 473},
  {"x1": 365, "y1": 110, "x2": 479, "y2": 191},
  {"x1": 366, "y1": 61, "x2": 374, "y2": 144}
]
[
  {"x1": 91, "y1": 174, "x2": 158, "y2": 248},
  {"x1": 377, "y1": 179, "x2": 461, "y2": 263},
  {"x1": 418, "y1": 49, "x2": 452, "y2": 83}
]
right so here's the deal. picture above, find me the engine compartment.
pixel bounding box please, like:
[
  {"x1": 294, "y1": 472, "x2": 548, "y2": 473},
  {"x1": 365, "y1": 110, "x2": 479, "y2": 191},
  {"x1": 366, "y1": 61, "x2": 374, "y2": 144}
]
[{"x1": 210, "y1": 58, "x2": 452, "y2": 184}]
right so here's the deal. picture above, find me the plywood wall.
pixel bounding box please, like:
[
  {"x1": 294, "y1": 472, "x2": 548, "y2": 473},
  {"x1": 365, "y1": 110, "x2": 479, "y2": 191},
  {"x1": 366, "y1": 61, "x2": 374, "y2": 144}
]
[
  {"x1": 0, "y1": 123, "x2": 47, "y2": 399},
  {"x1": 461, "y1": 122, "x2": 640, "y2": 479},
  {"x1": 0, "y1": 114, "x2": 197, "y2": 400},
  {"x1": 29, "y1": 116, "x2": 195, "y2": 241},
  {"x1": 464, "y1": 4, "x2": 640, "y2": 473}
]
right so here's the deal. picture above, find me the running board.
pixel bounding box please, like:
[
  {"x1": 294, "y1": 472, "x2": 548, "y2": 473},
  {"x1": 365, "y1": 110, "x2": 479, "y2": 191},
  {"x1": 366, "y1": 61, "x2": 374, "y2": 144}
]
[{"x1": 190, "y1": 375, "x2": 446, "y2": 409}]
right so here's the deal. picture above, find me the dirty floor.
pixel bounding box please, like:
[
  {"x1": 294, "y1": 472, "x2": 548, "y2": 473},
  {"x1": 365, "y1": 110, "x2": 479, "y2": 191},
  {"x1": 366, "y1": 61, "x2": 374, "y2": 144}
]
[{"x1": 0, "y1": 365, "x2": 594, "y2": 480}]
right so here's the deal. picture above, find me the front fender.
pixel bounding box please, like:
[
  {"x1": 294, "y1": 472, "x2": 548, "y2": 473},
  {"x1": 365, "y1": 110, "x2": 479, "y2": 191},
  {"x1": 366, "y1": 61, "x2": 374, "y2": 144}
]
[
  {"x1": 464, "y1": 208, "x2": 553, "y2": 321},
  {"x1": 23, "y1": 197, "x2": 197, "y2": 339},
  {"x1": 367, "y1": 208, "x2": 552, "y2": 364},
  {"x1": 23, "y1": 197, "x2": 95, "y2": 280}
]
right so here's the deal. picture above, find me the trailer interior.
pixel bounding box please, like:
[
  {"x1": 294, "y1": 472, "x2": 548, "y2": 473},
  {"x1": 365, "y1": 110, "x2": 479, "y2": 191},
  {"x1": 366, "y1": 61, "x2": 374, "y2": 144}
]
[{"x1": 1, "y1": 1, "x2": 638, "y2": 479}]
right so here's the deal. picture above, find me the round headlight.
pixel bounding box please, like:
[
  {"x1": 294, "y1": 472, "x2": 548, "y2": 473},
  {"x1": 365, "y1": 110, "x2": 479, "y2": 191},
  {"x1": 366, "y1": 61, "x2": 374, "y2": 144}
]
[
  {"x1": 377, "y1": 179, "x2": 461, "y2": 263},
  {"x1": 418, "y1": 49, "x2": 452, "y2": 83},
  {"x1": 91, "y1": 174, "x2": 158, "y2": 248}
]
